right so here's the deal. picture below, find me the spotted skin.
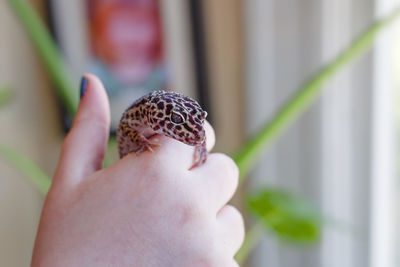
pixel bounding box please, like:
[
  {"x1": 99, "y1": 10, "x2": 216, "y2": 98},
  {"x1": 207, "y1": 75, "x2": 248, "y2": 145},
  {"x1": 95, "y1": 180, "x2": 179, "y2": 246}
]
[{"x1": 117, "y1": 90, "x2": 208, "y2": 169}]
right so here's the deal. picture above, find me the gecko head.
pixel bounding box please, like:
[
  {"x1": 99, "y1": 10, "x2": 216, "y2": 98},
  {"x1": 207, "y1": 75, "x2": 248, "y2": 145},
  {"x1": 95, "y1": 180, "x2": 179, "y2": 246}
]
[{"x1": 149, "y1": 91, "x2": 207, "y2": 146}]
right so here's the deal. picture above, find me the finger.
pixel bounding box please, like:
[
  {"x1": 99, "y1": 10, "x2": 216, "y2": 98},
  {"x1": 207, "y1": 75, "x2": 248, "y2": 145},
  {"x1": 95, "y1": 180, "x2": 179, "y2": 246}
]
[
  {"x1": 54, "y1": 74, "x2": 110, "y2": 187},
  {"x1": 192, "y1": 153, "x2": 239, "y2": 210},
  {"x1": 216, "y1": 205, "x2": 245, "y2": 256},
  {"x1": 115, "y1": 133, "x2": 196, "y2": 175},
  {"x1": 204, "y1": 121, "x2": 215, "y2": 152},
  {"x1": 116, "y1": 120, "x2": 216, "y2": 172},
  {"x1": 147, "y1": 134, "x2": 197, "y2": 170}
]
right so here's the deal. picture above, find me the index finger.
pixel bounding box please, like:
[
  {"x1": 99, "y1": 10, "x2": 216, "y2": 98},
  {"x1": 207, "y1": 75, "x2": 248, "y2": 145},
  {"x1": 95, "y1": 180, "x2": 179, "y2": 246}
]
[
  {"x1": 150, "y1": 120, "x2": 215, "y2": 169},
  {"x1": 116, "y1": 120, "x2": 215, "y2": 171}
]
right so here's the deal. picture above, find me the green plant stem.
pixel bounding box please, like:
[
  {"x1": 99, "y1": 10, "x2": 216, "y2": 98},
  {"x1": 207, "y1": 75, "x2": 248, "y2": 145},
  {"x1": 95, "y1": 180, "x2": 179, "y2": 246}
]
[
  {"x1": 0, "y1": 145, "x2": 51, "y2": 195},
  {"x1": 235, "y1": 221, "x2": 265, "y2": 264},
  {"x1": 233, "y1": 7, "x2": 400, "y2": 181},
  {"x1": 7, "y1": 0, "x2": 78, "y2": 115}
]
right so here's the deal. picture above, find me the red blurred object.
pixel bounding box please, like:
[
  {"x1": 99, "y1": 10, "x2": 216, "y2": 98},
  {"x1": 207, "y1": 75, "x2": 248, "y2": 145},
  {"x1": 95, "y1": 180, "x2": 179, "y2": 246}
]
[{"x1": 88, "y1": 0, "x2": 163, "y2": 85}]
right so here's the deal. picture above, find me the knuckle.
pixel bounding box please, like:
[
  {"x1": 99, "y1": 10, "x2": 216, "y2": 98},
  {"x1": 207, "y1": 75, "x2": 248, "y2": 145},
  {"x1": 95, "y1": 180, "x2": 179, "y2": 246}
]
[
  {"x1": 211, "y1": 153, "x2": 239, "y2": 188},
  {"x1": 229, "y1": 206, "x2": 245, "y2": 244},
  {"x1": 222, "y1": 205, "x2": 245, "y2": 252},
  {"x1": 228, "y1": 205, "x2": 244, "y2": 224},
  {"x1": 212, "y1": 153, "x2": 239, "y2": 176},
  {"x1": 223, "y1": 205, "x2": 244, "y2": 228},
  {"x1": 175, "y1": 198, "x2": 204, "y2": 227}
]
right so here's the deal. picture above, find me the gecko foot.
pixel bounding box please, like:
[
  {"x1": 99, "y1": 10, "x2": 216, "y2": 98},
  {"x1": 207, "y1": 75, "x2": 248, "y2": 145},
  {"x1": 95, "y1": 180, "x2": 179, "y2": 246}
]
[
  {"x1": 189, "y1": 142, "x2": 208, "y2": 170},
  {"x1": 135, "y1": 141, "x2": 160, "y2": 155}
]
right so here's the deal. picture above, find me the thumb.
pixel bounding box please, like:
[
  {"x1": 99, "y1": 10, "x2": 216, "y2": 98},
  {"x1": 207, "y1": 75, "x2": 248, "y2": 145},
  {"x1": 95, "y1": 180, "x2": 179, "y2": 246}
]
[{"x1": 54, "y1": 74, "x2": 110, "y2": 188}]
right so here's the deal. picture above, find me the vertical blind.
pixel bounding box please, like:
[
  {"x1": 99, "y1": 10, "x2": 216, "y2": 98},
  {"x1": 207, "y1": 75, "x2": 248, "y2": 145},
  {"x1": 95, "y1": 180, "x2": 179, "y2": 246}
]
[{"x1": 244, "y1": 0, "x2": 399, "y2": 266}]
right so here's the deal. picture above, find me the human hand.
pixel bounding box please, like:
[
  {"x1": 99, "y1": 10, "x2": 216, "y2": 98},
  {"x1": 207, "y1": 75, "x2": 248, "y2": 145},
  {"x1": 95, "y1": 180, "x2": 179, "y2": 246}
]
[{"x1": 31, "y1": 74, "x2": 244, "y2": 267}]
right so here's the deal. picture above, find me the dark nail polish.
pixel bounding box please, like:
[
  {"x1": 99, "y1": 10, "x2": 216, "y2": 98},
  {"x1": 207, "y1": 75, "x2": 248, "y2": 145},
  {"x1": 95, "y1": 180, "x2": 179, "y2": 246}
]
[{"x1": 80, "y1": 76, "x2": 88, "y2": 99}]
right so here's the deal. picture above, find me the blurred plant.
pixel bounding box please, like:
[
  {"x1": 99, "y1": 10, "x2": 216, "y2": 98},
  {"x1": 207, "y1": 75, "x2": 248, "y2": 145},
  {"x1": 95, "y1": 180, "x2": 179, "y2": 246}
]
[
  {"x1": 4, "y1": 0, "x2": 400, "y2": 264},
  {"x1": 235, "y1": 190, "x2": 322, "y2": 263},
  {"x1": 248, "y1": 190, "x2": 321, "y2": 243},
  {"x1": 0, "y1": 86, "x2": 51, "y2": 195},
  {"x1": 7, "y1": 0, "x2": 78, "y2": 115},
  {"x1": 0, "y1": 87, "x2": 13, "y2": 108},
  {"x1": 0, "y1": 145, "x2": 51, "y2": 195}
]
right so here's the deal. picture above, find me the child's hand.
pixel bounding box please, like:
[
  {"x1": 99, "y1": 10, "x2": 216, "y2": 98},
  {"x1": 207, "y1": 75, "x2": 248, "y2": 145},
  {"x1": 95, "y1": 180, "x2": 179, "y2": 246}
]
[{"x1": 31, "y1": 74, "x2": 244, "y2": 267}]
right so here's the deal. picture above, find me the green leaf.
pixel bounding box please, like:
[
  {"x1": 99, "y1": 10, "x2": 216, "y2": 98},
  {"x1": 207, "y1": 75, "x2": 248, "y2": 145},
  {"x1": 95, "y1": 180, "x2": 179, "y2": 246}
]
[
  {"x1": 0, "y1": 87, "x2": 13, "y2": 107},
  {"x1": 0, "y1": 144, "x2": 51, "y2": 195},
  {"x1": 248, "y1": 189, "x2": 322, "y2": 243}
]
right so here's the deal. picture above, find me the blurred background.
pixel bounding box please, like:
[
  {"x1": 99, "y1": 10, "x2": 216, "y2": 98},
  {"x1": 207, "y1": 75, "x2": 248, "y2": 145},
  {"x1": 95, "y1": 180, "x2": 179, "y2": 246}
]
[{"x1": 1, "y1": 0, "x2": 400, "y2": 266}]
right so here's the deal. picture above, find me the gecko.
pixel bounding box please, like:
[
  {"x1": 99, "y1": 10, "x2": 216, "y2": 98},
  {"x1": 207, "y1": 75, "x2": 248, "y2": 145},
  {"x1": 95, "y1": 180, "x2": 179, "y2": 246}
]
[{"x1": 117, "y1": 90, "x2": 208, "y2": 169}]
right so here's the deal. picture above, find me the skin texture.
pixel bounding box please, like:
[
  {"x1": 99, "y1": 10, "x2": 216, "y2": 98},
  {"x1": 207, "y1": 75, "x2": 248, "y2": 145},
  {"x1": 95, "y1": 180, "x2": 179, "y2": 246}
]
[{"x1": 31, "y1": 74, "x2": 244, "y2": 267}]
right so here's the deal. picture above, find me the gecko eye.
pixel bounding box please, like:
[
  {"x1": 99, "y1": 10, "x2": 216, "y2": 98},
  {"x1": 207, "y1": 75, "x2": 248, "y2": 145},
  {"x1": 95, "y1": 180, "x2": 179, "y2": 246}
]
[{"x1": 171, "y1": 111, "x2": 185, "y2": 124}]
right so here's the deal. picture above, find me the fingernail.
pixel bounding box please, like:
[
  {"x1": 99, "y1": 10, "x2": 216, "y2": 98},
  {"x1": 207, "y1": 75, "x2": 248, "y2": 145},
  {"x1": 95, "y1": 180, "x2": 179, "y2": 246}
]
[{"x1": 80, "y1": 76, "x2": 88, "y2": 99}]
